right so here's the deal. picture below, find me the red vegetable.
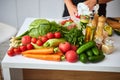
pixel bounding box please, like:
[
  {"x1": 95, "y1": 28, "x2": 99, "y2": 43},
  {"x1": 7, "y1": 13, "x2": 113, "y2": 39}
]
[
  {"x1": 59, "y1": 42, "x2": 71, "y2": 53},
  {"x1": 47, "y1": 32, "x2": 54, "y2": 39},
  {"x1": 20, "y1": 45, "x2": 27, "y2": 52},
  {"x1": 36, "y1": 39, "x2": 43, "y2": 46},
  {"x1": 31, "y1": 37, "x2": 37, "y2": 43},
  {"x1": 65, "y1": 50, "x2": 78, "y2": 63},
  {"x1": 26, "y1": 44, "x2": 33, "y2": 50},
  {"x1": 21, "y1": 35, "x2": 31, "y2": 45},
  {"x1": 54, "y1": 32, "x2": 61, "y2": 38}
]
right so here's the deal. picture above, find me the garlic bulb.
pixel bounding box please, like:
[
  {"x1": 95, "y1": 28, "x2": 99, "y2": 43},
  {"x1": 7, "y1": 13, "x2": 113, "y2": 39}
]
[{"x1": 102, "y1": 37, "x2": 114, "y2": 54}]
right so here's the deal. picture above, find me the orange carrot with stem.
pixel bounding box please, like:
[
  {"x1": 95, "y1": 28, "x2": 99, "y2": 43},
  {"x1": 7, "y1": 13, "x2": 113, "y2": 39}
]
[
  {"x1": 22, "y1": 52, "x2": 64, "y2": 61},
  {"x1": 22, "y1": 47, "x2": 54, "y2": 55}
]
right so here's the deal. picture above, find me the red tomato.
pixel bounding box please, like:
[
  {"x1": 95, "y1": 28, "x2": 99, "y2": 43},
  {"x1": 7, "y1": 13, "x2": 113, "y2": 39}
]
[
  {"x1": 38, "y1": 36, "x2": 42, "y2": 39},
  {"x1": 36, "y1": 39, "x2": 43, "y2": 46},
  {"x1": 60, "y1": 20, "x2": 67, "y2": 25},
  {"x1": 54, "y1": 32, "x2": 61, "y2": 38},
  {"x1": 14, "y1": 47, "x2": 21, "y2": 54},
  {"x1": 59, "y1": 42, "x2": 71, "y2": 53},
  {"x1": 31, "y1": 37, "x2": 37, "y2": 43},
  {"x1": 20, "y1": 45, "x2": 27, "y2": 52},
  {"x1": 41, "y1": 36, "x2": 48, "y2": 43},
  {"x1": 7, "y1": 48, "x2": 15, "y2": 57},
  {"x1": 21, "y1": 35, "x2": 31, "y2": 45},
  {"x1": 46, "y1": 32, "x2": 54, "y2": 39},
  {"x1": 70, "y1": 45, "x2": 77, "y2": 51},
  {"x1": 26, "y1": 44, "x2": 33, "y2": 50},
  {"x1": 65, "y1": 50, "x2": 78, "y2": 63}
]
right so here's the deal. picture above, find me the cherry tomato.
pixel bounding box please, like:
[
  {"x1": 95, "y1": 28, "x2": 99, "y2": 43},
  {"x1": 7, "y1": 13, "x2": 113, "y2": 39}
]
[
  {"x1": 38, "y1": 36, "x2": 42, "y2": 39},
  {"x1": 20, "y1": 45, "x2": 27, "y2": 52},
  {"x1": 60, "y1": 20, "x2": 67, "y2": 25},
  {"x1": 46, "y1": 32, "x2": 54, "y2": 39},
  {"x1": 36, "y1": 39, "x2": 43, "y2": 46},
  {"x1": 7, "y1": 48, "x2": 15, "y2": 57},
  {"x1": 26, "y1": 44, "x2": 33, "y2": 50},
  {"x1": 54, "y1": 32, "x2": 61, "y2": 38},
  {"x1": 41, "y1": 36, "x2": 48, "y2": 43},
  {"x1": 31, "y1": 37, "x2": 37, "y2": 43},
  {"x1": 14, "y1": 47, "x2": 21, "y2": 54},
  {"x1": 70, "y1": 45, "x2": 77, "y2": 51}
]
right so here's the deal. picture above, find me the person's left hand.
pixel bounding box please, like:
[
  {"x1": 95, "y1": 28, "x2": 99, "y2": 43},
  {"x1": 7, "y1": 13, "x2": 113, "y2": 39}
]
[{"x1": 84, "y1": 0, "x2": 97, "y2": 11}]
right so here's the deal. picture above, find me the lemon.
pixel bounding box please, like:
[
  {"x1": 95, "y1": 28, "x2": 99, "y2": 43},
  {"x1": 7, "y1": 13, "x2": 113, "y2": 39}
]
[{"x1": 104, "y1": 24, "x2": 113, "y2": 36}]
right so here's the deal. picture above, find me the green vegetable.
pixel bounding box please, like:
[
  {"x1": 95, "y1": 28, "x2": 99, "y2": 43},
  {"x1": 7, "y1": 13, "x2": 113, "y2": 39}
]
[
  {"x1": 79, "y1": 53, "x2": 88, "y2": 63},
  {"x1": 86, "y1": 49, "x2": 94, "y2": 57},
  {"x1": 77, "y1": 41, "x2": 96, "y2": 54},
  {"x1": 43, "y1": 38, "x2": 66, "y2": 47},
  {"x1": 63, "y1": 28, "x2": 84, "y2": 46},
  {"x1": 29, "y1": 19, "x2": 51, "y2": 37},
  {"x1": 31, "y1": 43, "x2": 44, "y2": 49},
  {"x1": 88, "y1": 54, "x2": 105, "y2": 63},
  {"x1": 16, "y1": 31, "x2": 29, "y2": 40},
  {"x1": 92, "y1": 46, "x2": 99, "y2": 56}
]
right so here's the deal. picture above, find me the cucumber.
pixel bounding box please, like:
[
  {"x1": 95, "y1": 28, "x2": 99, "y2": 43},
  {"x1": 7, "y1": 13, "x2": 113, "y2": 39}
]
[
  {"x1": 88, "y1": 55, "x2": 105, "y2": 63},
  {"x1": 92, "y1": 46, "x2": 99, "y2": 56},
  {"x1": 86, "y1": 49, "x2": 94, "y2": 57},
  {"x1": 79, "y1": 53, "x2": 88, "y2": 63},
  {"x1": 77, "y1": 41, "x2": 96, "y2": 54}
]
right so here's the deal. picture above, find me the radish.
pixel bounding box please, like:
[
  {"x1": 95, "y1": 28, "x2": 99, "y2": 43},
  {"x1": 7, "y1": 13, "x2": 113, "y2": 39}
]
[
  {"x1": 21, "y1": 35, "x2": 31, "y2": 45},
  {"x1": 65, "y1": 50, "x2": 78, "y2": 63}
]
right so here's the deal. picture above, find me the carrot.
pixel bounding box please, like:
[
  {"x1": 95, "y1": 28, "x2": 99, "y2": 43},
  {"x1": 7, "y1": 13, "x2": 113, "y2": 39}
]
[
  {"x1": 22, "y1": 47, "x2": 54, "y2": 55},
  {"x1": 55, "y1": 51, "x2": 64, "y2": 56},
  {"x1": 23, "y1": 53, "x2": 62, "y2": 61}
]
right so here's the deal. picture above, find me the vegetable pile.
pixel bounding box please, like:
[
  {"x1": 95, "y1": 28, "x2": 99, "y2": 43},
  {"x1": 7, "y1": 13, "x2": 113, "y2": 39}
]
[{"x1": 7, "y1": 15, "x2": 115, "y2": 63}]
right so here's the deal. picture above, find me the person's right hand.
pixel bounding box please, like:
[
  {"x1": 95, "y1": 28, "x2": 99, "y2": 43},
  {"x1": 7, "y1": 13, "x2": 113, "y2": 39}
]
[
  {"x1": 67, "y1": 4, "x2": 78, "y2": 19},
  {"x1": 64, "y1": 0, "x2": 78, "y2": 19}
]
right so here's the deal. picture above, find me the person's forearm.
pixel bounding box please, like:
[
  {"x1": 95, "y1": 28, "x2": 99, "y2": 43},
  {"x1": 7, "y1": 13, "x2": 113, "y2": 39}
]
[
  {"x1": 64, "y1": 0, "x2": 74, "y2": 7},
  {"x1": 97, "y1": 0, "x2": 112, "y2": 4}
]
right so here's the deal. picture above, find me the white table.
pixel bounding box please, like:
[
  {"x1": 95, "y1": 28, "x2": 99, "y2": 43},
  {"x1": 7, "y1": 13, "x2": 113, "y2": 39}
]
[
  {"x1": 0, "y1": 23, "x2": 17, "y2": 44},
  {"x1": 1, "y1": 18, "x2": 120, "y2": 80}
]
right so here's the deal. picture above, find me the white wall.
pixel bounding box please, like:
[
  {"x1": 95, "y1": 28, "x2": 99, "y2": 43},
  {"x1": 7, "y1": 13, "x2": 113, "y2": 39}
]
[
  {"x1": 0, "y1": 0, "x2": 119, "y2": 29},
  {"x1": 0, "y1": 0, "x2": 64, "y2": 29},
  {"x1": 107, "y1": 0, "x2": 120, "y2": 17},
  {"x1": 0, "y1": 0, "x2": 17, "y2": 27}
]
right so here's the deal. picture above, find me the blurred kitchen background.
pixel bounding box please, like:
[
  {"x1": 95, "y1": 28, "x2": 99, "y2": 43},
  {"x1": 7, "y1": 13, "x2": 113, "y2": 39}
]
[{"x1": 0, "y1": 0, "x2": 120, "y2": 30}]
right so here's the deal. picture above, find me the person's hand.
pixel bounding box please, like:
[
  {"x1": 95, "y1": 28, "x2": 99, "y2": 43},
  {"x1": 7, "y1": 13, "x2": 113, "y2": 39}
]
[
  {"x1": 67, "y1": 4, "x2": 78, "y2": 19},
  {"x1": 84, "y1": 0, "x2": 97, "y2": 11},
  {"x1": 64, "y1": 0, "x2": 78, "y2": 19}
]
